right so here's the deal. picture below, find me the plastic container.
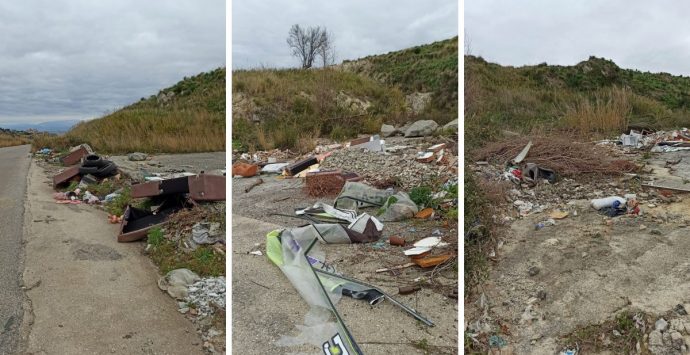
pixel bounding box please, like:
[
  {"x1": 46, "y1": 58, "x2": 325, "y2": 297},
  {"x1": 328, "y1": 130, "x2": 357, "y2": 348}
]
[{"x1": 591, "y1": 196, "x2": 626, "y2": 210}]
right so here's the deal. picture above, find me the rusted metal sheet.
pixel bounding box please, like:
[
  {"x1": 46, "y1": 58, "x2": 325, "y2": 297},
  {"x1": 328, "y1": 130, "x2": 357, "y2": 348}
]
[
  {"x1": 131, "y1": 181, "x2": 162, "y2": 198},
  {"x1": 60, "y1": 146, "x2": 89, "y2": 166},
  {"x1": 188, "y1": 174, "x2": 226, "y2": 201},
  {"x1": 53, "y1": 166, "x2": 81, "y2": 189},
  {"x1": 131, "y1": 174, "x2": 226, "y2": 201},
  {"x1": 117, "y1": 205, "x2": 169, "y2": 242}
]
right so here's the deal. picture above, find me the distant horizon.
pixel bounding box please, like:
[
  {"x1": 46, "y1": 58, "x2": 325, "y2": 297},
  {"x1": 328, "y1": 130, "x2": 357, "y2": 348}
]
[
  {"x1": 466, "y1": 53, "x2": 690, "y2": 77},
  {"x1": 233, "y1": 35, "x2": 458, "y2": 71}
]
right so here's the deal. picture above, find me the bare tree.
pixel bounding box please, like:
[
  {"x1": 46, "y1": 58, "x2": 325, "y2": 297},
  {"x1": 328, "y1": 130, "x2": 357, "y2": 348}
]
[
  {"x1": 318, "y1": 30, "x2": 336, "y2": 67},
  {"x1": 287, "y1": 24, "x2": 330, "y2": 69}
]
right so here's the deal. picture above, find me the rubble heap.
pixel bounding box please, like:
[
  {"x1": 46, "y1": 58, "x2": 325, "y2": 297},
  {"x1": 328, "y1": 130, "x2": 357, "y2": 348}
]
[{"x1": 321, "y1": 148, "x2": 456, "y2": 190}]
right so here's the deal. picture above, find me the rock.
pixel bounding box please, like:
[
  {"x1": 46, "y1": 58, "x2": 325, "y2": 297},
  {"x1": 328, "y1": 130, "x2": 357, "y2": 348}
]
[
  {"x1": 128, "y1": 152, "x2": 148, "y2": 161},
  {"x1": 639, "y1": 224, "x2": 647, "y2": 230},
  {"x1": 537, "y1": 290, "x2": 547, "y2": 300},
  {"x1": 671, "y1": 331, "x2": 684, "y2": 349},
  {"x1": 613, "y1": 329, "x2": 621, "y2": 337},
  {"x1": 405, "y1": 92, "x2": 432, "y2": 114},
  {"x1": 651, "y1": 229, "x2": 663, "y2": 236},
  {"x1": 157, "y1": 268, "x2": 200, "y2": 299},
  {"x1": 649, "y1": 330, "x2": 663, "y2": 346},
  {"x1": 656, "y1": 318, "x2": 669, "y2": 332},
  {"x1": 404, "y1": 120, "x2": 439, "y2": 137},
  {"x1": 675, "y1": 304, "x2": 688, "y2": 316},
  {"x1": 442, "y1": 119, "x2": 458, "y2": 132},
  {"x1": 671, "y1": 318, "x2": 685, "y2": 333},
  {"x1": 380, "y1": 124, "x2": 397, "y2": 137},
  {"x1": 528, "y1": 266, "x2": 540, "y2": 276}
]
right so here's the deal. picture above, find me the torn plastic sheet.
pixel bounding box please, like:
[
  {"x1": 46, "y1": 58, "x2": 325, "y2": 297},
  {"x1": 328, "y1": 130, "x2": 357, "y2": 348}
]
[
  {"x1": 296, "y1": 202, "x2": 384, "y2": 232},
  {"x1": 267, "y1": 228, "x2": 434, "y2": 355},
  {"x1": 334, "y1": 182, "x2": 418, "y2": 222}
]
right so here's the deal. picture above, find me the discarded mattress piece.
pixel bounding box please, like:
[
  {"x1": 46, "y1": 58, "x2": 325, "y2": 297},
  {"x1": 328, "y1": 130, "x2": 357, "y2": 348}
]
[
  {"x1": 117, "y1": 197, "x2": 187, "y2": 242},
  {"x1": 305, "y1": 169, "x2": 361, "y2": 196},
  {"x1": 265, "y1": 228, "x2": 433, "y2": 354},
  {"x1": 61, "y1": 144, "x2": 93, "y2": 166},
  {"x1": 334, "y1": 181, "x2": 418, "y2": 222},
  {"x1": 131, "y1": 174, "x2": 226, "y2": 201},
  {"x1": 285, "y1": 156, "x2": 318, "y2": 176},
  {"x1": 53, "y1": 166, "x2": 81, "y2": 189}
]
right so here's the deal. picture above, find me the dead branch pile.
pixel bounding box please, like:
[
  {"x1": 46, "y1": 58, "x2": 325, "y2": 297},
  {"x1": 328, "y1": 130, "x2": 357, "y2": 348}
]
[{"x1": 473, "y1": 136, "x2": 638, "y2": 176}]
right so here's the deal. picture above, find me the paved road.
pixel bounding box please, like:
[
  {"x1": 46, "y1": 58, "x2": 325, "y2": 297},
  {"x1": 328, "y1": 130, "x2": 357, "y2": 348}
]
[
  {"x1": 22, "y1": 158, "x2": 204, "y2": 354},
  {"x1": 0, "y1": 145, "x2": 30, "y2": 354}
]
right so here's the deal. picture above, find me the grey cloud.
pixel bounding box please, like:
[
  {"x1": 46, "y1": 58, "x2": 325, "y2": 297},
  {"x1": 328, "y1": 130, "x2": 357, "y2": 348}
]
[
  {"x1": 466, "y1": 0, "x2": 690, "y2": 76},
  {"x1": 232, "y1": 0, "x2": 458, "y2": 69},
  {"x1": 0, "y1": 0, "x2": 225, "y2": 124}
]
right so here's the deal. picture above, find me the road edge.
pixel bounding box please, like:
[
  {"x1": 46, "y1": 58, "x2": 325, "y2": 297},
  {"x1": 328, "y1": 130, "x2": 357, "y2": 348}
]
[{"x1": 17, "y1": 157, "x2": 34, "y2": 353}]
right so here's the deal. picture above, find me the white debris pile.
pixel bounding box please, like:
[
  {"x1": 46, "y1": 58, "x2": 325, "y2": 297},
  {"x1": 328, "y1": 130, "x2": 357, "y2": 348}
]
[{"x1": 184, "y1": 276, "x2": 226, "y2": 318}]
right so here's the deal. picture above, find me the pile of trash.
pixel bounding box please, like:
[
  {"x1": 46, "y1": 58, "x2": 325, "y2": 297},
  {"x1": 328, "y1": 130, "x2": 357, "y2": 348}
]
[
  {"x1": 47, "y1": 143, "x2": 227, "y2": 244},
  {"x1": 184, "y1": 276, "x2": 226, "y2": 319},
  {"x1": 476, "y1": 136, "x2": 638, "y2": 177},
  {"x1": 617, "y1": 128, "x2": 690, "y2": 152},
  {"x1": 158, "y1": 268, "x2": 225, "y2": 353},
  {"x1": 260, "y1": 177, "x2": 455, "y2": 353}
]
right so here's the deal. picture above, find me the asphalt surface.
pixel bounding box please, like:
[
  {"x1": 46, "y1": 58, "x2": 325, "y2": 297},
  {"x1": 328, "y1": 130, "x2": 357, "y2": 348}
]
[
  {"x1": 0, "y1": 145, "x2": 31, "y2": 355},
  {"x1": 21, "y1": 159, "x2": 204, "y2": 354}
]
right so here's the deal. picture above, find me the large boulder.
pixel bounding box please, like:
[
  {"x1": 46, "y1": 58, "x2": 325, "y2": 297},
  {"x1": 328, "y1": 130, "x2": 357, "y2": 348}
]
[
  {"x1": 442, "y1": 119, "x2": 458, "y2": 132},
  {"x1": 380, "y1": 124, "x2": 397, "y2": 137},
  {"x1": 128, "y1": 152, "x2": 148, "y2": 161},
  {"x1": 404, "y1": 120, "x2": 439, "y2": 137}
]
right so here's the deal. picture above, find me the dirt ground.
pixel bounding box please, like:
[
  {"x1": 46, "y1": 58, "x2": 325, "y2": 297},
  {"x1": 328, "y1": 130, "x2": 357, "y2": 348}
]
[
  {"x1": 467, "y1": 148, "x2": 690, "y2": 354},
  {"x1": 231, "y1": 176, "x2": 459, "y2": 354}
]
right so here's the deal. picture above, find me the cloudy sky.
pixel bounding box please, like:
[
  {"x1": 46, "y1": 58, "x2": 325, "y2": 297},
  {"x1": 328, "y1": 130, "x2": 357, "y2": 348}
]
[
  {"x1": 465, "y1": 0, "x2": 690, "y2": 76},
  {"x1": 0, "y1": 0, "x2": 225, "y2": 124},
  {"x1": 232, "y1": 0, "x2": 458, "y2": 69}
]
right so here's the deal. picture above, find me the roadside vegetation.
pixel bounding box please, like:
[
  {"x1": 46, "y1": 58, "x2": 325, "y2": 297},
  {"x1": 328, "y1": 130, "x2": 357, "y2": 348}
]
[
  {"x1": 342, "y1": 37, "x2": 458, "y2": 124},
  {"x1": 145, "y1": 205, "x2": 226, "y2": 277},
  {"x1": 232, "y1": 37, "x2": 458, "y2": 152},
  {"x1": 232, "y1": 68, "x2": 406, "y2": 152},
  {"x1": 0, "y1": 129, "x2": 32, "y2": 148},
  {"x1": 465, "y1": 55, "x2": 690, "y2": 148},
  {"x1": 33, "y1": 68, "x2": 226, "y2": 154}
]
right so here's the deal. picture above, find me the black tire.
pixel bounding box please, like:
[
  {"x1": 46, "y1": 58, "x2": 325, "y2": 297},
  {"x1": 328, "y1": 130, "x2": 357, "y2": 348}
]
[
  {"x1": 79, "y1": 166, "x2": 99, "y2": 175},
  {"x1": 82, "y1": 154, "x2": 107, "y2": 168},
  {"x1": 92, "y1": 161, "x2": 117, "y2": 177}
]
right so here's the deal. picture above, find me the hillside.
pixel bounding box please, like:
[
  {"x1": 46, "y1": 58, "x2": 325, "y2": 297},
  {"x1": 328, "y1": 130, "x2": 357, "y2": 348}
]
[
  {"x1": 341, "y1": 37, "x2": 458, "y2": 124},
  {"x1": 35, "y1": 68, "x2": 225, "y2": 153},
  {"x1": 232, "y1": 68, "x2": 407, "y2": 151},
  {"x1": 465, "y1": 55, "x2": 690, "y2": 147},
  {"x1": 232, "y1": 37, "x2": 458, "y2": 152}
]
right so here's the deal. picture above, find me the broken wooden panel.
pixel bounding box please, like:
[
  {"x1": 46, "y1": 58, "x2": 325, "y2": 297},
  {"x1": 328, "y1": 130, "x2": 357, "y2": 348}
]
[
  {"x1": 60, "y1": 145, "x2": 90, "y2": 166},
  {"x1": 52, "y1": 166, "x2": 81, "y2": 189},
  {"x1": 285, "y1": 156, "x2": 318, "y2": 176}
]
